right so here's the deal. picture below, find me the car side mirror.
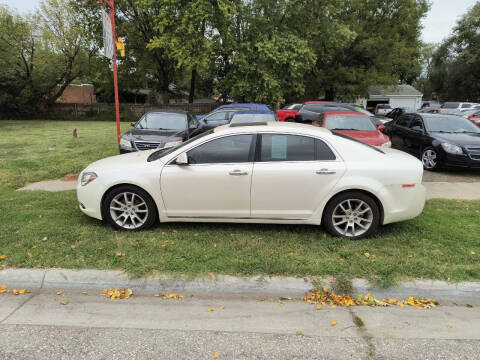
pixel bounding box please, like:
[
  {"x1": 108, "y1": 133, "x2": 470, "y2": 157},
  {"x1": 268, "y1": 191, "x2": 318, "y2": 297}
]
[
  {"x1": 131, "y1": 122, "x2": 136, "y2": 127},
  {"x1": 189, "y1": 123, "x2": 198, "y2": 130},
  {"x1": 377, "y1": 125, "x2": 386, "y2": 132},
  {"x1": 175, "y1": 153, "x2": 188, "y2": 165}
]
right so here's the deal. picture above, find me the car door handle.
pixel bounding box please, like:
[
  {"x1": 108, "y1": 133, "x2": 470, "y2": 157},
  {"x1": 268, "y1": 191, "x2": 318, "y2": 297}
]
[
  {"x1": 229, "y1": 170, "x2": 249, "y2": 176},
  {"x1": 316, "y1": 169, "x2": 336, "y2": 175}
]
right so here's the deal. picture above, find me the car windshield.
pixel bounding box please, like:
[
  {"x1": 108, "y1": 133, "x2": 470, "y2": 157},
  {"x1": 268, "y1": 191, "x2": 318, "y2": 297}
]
[
  {"x1": 136, "y1": 113, "x2": 187, "y2": 130},
  {"x1": 147, "y1": 129, "x2": 214, "y2": 162},
  {"x1": 324, "y1": 115, "x2": 377, "y2": 131},
  {"x1": 424, "y1": 116, "x2": 480, "y2": 133},
  {"x1": 355, "y1": 108, "x2": 375, "y2": 116},
  {"x1": 230, "y1": 113, "x2": 276, "y2": 124}
]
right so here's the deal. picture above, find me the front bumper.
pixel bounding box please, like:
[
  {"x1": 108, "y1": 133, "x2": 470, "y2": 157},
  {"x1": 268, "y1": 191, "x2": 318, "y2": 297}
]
[
  {"x1": 77, "y1": 178, "x2": 105, "y2": 220},
  {"x1": 442, "y1": 153, "x2": 480, "y2": 169}
]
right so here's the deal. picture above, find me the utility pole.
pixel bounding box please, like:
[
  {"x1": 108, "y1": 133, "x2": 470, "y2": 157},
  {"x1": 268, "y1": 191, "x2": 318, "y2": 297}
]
[{"x1": 99, "y1": 0, "x2": 121, "y2": 146}]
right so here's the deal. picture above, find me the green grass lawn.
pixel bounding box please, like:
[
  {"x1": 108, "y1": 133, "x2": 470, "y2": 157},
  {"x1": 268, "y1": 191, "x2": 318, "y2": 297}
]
[{"x1": 0, "y1": 120, "x2": 479, "y2": 284}]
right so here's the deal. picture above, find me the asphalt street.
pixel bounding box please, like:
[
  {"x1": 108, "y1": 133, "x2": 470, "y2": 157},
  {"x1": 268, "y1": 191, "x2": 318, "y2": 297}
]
[{"x1": 0, "y1": 290, "x2": 479, "y2": 359}]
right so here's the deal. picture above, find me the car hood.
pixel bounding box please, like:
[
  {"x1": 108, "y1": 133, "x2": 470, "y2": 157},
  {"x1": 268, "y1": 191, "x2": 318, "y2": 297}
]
[
  {"x1": 334, "y1": 130, "x2": 390, "y2": 146},
  {"x1": 122, "y1": 128, "x2": 185, "y2": 143},
  {"x1": 431, "y1": 132, "x2": 480, "y2": 146},
  {"x1": 84, "y1": 149, "x2": 161, "y2": 174}
]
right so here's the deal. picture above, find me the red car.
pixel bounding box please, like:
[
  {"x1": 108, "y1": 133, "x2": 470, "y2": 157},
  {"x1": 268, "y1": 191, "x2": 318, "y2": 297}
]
[
  {"x1": 464, "y1": 109, "x2": 480, "y2": 126},
  {"x1": 317, "y1": 111, "x2": 391, "y2": 147}
]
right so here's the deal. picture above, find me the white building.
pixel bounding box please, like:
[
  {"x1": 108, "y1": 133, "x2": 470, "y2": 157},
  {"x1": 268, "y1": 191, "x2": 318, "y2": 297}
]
[{"x1": 356, "y1": 85, "x2": 423, "y2": 111}]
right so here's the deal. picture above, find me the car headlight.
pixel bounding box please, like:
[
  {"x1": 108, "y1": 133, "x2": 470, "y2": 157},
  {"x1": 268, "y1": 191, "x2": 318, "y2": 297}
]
[
  {"x1": 120, "y1": 138, "x2": 132, "y2": 148},
  {"x1": 164, "y1": 140, "x2": 182, "y2": 149},
  {"x1": 80, "y1": 172, "x2": 98, "y2": 186},
  {"x1": 381, "y1": 141, "x2": 392, "y2": 148},
  {"x1": 441, "y1": 143, "x2": 463, "y2": 155}
]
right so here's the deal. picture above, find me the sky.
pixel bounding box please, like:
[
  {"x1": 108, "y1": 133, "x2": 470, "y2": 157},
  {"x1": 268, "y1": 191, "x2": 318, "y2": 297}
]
[{"x1": 0, "y1": 0, "x2": 478, "y2": 44}]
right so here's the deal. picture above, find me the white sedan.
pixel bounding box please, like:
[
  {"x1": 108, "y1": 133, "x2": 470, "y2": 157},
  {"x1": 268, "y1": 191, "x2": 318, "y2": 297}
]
[{"x1": 77, "y1": 122, "x2": 426, "y2": 239}]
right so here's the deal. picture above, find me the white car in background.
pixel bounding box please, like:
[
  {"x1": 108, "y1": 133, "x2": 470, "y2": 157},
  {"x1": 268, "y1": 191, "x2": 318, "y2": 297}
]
[
  {"x1": 375, "y1": 104, "x2": 392, "y2": 116},
  {"x1": 442, "y1": 102, "x2": 480, "y2": 112},
  {"x1": 77, "y1": 122, "x2": 426, "y2": 240}
]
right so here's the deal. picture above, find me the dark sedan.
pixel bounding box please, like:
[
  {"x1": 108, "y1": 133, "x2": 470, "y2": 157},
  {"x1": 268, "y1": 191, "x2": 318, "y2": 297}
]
[
  {"x1": 294, "y1": 103, "x2": 346, "y2": 123},
  {"x1": 119, "y1": 111, "x2": 205, "y2": 153},
  {"x1": 384, "y1": 113, "x2": 480, "y2": 170}
]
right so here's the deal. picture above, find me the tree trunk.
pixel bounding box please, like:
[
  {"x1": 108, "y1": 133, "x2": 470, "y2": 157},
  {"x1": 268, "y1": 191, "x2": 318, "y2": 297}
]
[
  {"x1": 189, "y1": 68, "x2": 197, "y2": 104},
  {"x1": 325, "y1": 88, "x2": 336, "y2": 101}
]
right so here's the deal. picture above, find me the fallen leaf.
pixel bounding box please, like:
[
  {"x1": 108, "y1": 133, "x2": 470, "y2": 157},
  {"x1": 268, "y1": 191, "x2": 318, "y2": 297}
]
[
  {"x1": 447, "y1": 324, "x2": 453, "y2": 329},
  {"x1": 0, "y1": 284, "x2": 7, "y2": 293},
  {"x1": 207, "y1": 308, "x2": 214, "y2": 312},
  {"x1": 0, "y1": 254, "x2": 6, "y2": 260},
  {"x1": 102, "y1": 288, "x2": 133, "y2": 300},
  {"x1": 220, "y1": 305, "x2": 225, "y2": 310},
  {"x1": 364, "y1": 252, "x2": 370, "y2": 258},
  {"x1": 279, "y1": 296, "x2": 293, "y2": 301},
  {"x1": 81, "y1": 291, "x2": 90, "y2": 296},
  {"x1": 331, "y1": 320, "x2": 337, "y2": 326},
  {"x1": 295, "y1": 331, "x2": 304, "y2": 336},
  {"x1": 56, "y1": 291, "x2": 63, "y2": 295},
  {"x1": 331, "y1": 305, "x2": 337, "y2": 309},
  {"x1": 471, "y1": 251, "x2": 476, "y2": 255},
  {"x1": 12, "y1": 289, "x2": 30, "y2": 295},
  {"x1": 42, "y1": 237, "x2": 47, "y2": 241},
  {"x1": 316, "y1": 305, "x2": 322, "y2": 310},
  {"x1": 115, "y1": 252, "x2": 125, "y2": 258},
  {"x1": 27, "y1": 253, "x2": 33, "y2": 259},
  {"x1": 60, "y1": 300, "x2": 68, "y2": 305},
  {"x1": 213, "y1": 352, "x2": 220, "y2": 359}
]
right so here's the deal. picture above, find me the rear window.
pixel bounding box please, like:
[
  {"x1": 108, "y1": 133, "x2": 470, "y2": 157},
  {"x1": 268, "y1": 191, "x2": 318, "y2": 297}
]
[
  {"x1": 377, "y1": 104, "x2": 391, "y2": 109},
  {"x1": 324, "y1": 115, "x2": 376, "y2": 131}
]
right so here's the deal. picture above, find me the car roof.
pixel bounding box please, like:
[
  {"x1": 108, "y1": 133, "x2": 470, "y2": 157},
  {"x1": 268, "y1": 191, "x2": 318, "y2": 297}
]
[
  {"x1": 322, "y1": 111, "x2": 368, "y2": 117},
  {"x1": 214, "y1": 121, "x2": 332, "y2": 136},
  {"x1": 144, "y1": 110, "x2": 188, "y2": 115},
  {"x1": 232, "y1": 110, "x2": 273, "y2": 115}
]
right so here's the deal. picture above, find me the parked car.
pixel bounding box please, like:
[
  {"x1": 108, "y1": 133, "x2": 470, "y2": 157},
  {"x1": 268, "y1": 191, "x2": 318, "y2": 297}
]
[
  {"x1": 229, "y1": 110, "x2": 278, "y2": 124},
  {"x1": 441, "y1": 102, "x2": 480, "y2": 112},
  {"x1": 463, "y1": 109, "x2": 480, "y2": 126},
  {"x1": 282, "y1": 104, "x2": 302, "y2": 110},
  {"x1": 317, "y1": 111, "x2": 391, "y2": 148},
  {"x1": 294, "y1": 103, "x2": 346, "y2": 123},
  {"x1": 418, "y1": 107, "x2": 441, "y2": 114},
  {"x1": 276, "y1": 105, "x2": 300, "y2": 122},
  {"x1": 375, "y1": 104, "x2": 392, "y2": 116},
  {"x1": 439, "y1": 108, "x2": 465, "y2": 116},
  {"x1": 119, "y1": 111, "x2": 205, "y2": 153},
  {"x1": 77, "y1": 122, "x2": 426, "y2": 239},
  {"x1": 385, "y1": 107, "x2": 416, "y2": 121},
  {"x1": 384, "y1": 113, "x2": 480, "y2": 171},
  {"x1": 334, "y1": 103, "x2": 390, "y2": 125},
  {"x1": 196, "y1": 103, "x2": 269, "y2": 120}
]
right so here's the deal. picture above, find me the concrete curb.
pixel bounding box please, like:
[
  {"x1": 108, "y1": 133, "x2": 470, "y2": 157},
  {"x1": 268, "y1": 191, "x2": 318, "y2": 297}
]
[{"x1": 1, "y1": 269, "x2": 480, "y2": 302}]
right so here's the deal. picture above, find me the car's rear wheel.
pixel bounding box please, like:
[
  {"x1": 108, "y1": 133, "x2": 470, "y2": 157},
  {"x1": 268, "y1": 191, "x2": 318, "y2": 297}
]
[
  {"x1": 102, "y1": 185, "x2": 157, "y2": 231},
  {"x1": 323, "y1": 192, "x2": 380, "y2": 240},
  {"x1": 421, "y1": 147, "x2": 440, "y2": 171}
]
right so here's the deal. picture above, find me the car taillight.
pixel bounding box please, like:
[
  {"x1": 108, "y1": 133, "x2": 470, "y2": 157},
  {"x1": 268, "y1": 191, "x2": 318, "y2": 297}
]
[{"x1": 402, "y1": 184, "x2": 415, "y2": 188}]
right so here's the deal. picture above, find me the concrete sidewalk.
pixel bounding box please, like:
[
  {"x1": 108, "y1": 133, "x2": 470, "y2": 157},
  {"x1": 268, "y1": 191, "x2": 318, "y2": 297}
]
[
  {"x1": 0, "y1": 289, "x2": 479, "y2": 359},
  {"x1": 424, "y1": 181, "x2": 480, "y2": 200}
]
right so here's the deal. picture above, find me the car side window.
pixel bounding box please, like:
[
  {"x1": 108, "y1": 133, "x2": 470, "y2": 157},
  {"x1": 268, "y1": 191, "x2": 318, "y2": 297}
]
[
  {"x1": 205, "y1": 111, "x2": 227, "y2": 121},
  {"x1": 315, "y1": 139, "x2": 336, "y2": 160},
  {"x1": 408, "y1": 117, "x2": 424, "y2": 131},
  {"x1": 396, "y1": 115, "x2": 410, "y2": 127},
  {"x1": 187, "y1": 135, "x2": 254, "y2": 164},
  {"x1": 260, "y1": 134, "x2": 315, "y2": 162},
  {"x1": 461, "y1": 104, "x2": 470, "y2": 109}
]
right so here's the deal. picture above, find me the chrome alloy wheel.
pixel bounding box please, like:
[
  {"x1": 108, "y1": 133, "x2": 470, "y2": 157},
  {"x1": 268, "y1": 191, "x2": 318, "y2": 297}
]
[
  {"x1": 422, "y1": 149, "x2": 437, "y2": 169},
  {"x1": 109, "y1": 192, "x2": 148, "y2": 230},
  {"x1": 332, "y1": 199, "x2": 373, "y2": 237}
]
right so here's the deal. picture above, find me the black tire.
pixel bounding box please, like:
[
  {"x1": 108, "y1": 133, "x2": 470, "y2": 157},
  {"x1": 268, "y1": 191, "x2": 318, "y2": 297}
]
[
  {"x1": 323, "y1": 192, "x2": 380, "y2": 240},
  {"x1": 285, "y1": 118, "x2": 294, "y2": 122},
  {"x1": 421, "y1": 147, "x2": 441, "y2": 171},
  {"x1": 102, "y1": 185, "x2": 157, "y2": 231}
]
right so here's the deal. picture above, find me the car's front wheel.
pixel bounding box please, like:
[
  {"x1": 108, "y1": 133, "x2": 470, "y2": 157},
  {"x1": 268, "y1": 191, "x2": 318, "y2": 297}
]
[
  {"x1": 421, "y1": 147, "x2": 440, "y2": 171},
  {"x1": 102, "y1": 185, "x2": 157, "y2": 231},
  {"x1": 323, "y1": 192, "x2": 380, "y2": 240}
]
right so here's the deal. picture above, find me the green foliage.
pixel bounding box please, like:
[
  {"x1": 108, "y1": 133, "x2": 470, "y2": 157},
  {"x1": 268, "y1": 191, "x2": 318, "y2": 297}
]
[
  {"x1": 422, "y1": 3, "x2": 480, "y2": 101},
  {"x1": 0, "y1": 1, "x2": 92, "y2": 116}
]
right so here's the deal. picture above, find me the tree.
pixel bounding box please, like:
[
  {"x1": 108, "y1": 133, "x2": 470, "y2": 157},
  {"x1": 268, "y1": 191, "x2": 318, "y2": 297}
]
[
  {"x1": 426, "y1": 2, "x2": 480, "y2": 101},
  {"x1": 0, "y1": 1, "x2": 91, "y2": 115}
]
